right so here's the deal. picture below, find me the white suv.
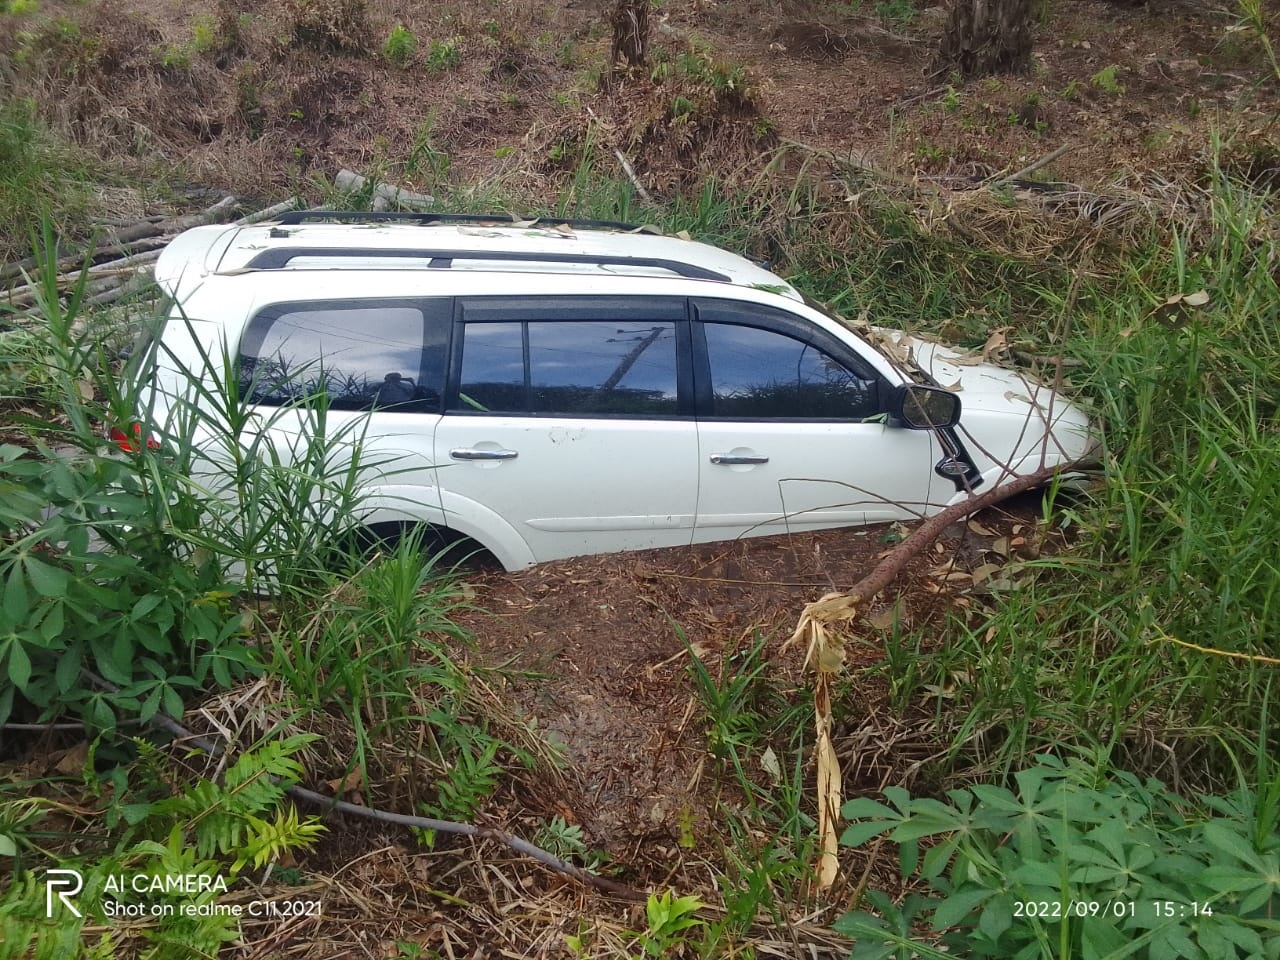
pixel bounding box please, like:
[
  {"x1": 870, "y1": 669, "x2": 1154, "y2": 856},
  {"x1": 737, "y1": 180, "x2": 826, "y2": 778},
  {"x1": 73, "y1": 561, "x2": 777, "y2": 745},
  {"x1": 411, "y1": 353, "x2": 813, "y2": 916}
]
[{"x1": 149, "y1": 211, "x2": 1093, "y2": 570}]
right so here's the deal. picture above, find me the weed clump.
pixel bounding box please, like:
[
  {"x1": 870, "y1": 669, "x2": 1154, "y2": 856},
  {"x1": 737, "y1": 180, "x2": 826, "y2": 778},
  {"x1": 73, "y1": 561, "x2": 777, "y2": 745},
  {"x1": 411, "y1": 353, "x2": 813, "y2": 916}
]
[
  {"x1": 382, "y1": 23, "x2": 415, "y2": 67},
  {"x1": 425, "y1": 37, "x2": 462, "y2": 73},
  {"x1": 281, "y1": 0, "x2": 369, "y2": 54}
]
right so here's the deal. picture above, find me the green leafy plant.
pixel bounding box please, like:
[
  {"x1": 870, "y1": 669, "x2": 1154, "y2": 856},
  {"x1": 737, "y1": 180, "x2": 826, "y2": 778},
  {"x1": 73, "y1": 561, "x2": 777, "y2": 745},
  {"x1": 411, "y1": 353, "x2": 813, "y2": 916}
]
[
  {"x1": 190, "y1": 14, "x2": 221, "y2": 54},
  {"x1": 534, "y1": 815, "x2": 586, "y2": 859},
  {"x1": 635, "y1": 889, "x2": 705, "y2": 957},
  {"x1": 875, "y1": 0, "x2": 916, "y2": 28},
  {"x1": 1090, "y1": 64, "x2": 1124, "y2": 95},
  {"x1": 154, "y1": 44, "x2": 191, "y2": 70},
  {"x1": 836, "y1": 753, "x2": 1280, "y2": 959},
  {"x1": 415, "y1": 739, "x2": 503, "y2": 847},
  {"x1": 685, "y1": 629, "x2": 772, "y2": 762},
  {"x1": 382, "y1": 24, "x2": 416, "y2": 67},
  {"x1": 0, "y1": 736, "x2": 324, "y2": 959},
  {"x1": 405, "y1": 117, "x2": 451, "y2": 186},
  {"x1": 425, "y1": 37, "x2": 461, "y2": 73}
]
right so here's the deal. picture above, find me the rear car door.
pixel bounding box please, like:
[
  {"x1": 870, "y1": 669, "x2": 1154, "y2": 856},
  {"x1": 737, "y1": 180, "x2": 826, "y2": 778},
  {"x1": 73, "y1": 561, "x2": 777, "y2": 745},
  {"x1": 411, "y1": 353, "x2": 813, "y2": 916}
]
[
  {"x1": 691, "y1": 298, "x2": 940, "y2": 543},
  {"x1": 433, "y1": 296, "x2": 698, "y2": 565}
]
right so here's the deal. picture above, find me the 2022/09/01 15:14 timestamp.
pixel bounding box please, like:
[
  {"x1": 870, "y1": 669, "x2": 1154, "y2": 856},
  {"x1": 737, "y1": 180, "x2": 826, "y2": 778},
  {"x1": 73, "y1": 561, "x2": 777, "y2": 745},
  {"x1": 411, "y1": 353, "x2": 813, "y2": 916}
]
[{"x1": 1013, "y1": 901, "x2": 1215, "y2": 920}]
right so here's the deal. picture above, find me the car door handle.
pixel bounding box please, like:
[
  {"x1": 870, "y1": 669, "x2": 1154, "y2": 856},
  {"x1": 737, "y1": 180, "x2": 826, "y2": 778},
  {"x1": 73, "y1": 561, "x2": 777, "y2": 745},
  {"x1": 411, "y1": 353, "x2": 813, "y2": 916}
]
[
  {"x1": 450, "y1": 447, "x2": 519, "y2": 461},
  {"x1": 710, "y1": 453, "x2": 769, "y2": 465}
]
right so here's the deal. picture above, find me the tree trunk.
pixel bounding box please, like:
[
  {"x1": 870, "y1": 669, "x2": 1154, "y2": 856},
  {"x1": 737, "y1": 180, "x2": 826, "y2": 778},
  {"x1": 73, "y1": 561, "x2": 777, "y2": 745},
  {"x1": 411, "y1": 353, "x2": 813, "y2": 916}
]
[
  {"x1": 610, "y1": 0, "x2": 649, "y2": 68},
  {"x1": 935, "y1": 0, "x2": 1034, "y2": 79}
]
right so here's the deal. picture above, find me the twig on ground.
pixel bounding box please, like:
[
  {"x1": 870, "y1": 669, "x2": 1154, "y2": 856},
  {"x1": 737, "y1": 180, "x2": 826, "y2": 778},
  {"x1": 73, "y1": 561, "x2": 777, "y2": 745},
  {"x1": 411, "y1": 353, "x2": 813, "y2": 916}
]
[
  {"x1": 84, "y1": 673, "x2": 649, "y2": 903},
  {"x1": 585, "y1": 105, "x2": 655, "y2": 204},
  {"x1": 990, "y1": 143, "x2": 1075, "y2": 187}
]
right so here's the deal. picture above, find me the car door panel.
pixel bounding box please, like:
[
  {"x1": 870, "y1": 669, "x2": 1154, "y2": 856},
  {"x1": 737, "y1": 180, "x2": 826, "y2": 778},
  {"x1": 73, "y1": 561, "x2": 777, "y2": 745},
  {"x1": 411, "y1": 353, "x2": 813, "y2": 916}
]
[
  {"x1": 691, "y1": 300, "x2": 940, "y2": 543},
  {"x1": 433, "y1": 298, "x2": 698, "y2": 565}
]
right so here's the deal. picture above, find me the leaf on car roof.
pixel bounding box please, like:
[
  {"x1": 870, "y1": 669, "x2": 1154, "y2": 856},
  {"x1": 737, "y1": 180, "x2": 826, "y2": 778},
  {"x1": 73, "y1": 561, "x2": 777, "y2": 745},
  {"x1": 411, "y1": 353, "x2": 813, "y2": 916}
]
[{"x1": 980, "y1": 325, "x2": 1012, "y2": 361}]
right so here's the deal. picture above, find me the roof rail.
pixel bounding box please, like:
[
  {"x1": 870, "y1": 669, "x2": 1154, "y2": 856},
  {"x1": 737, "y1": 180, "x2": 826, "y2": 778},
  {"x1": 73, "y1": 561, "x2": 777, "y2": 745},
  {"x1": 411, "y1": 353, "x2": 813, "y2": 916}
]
[
  {"x1": 272, "y1": 210, "x2": 650, "y2": 232},
  {"x1": 241, "y1": 247, "x2": 731, "y2": 282}
]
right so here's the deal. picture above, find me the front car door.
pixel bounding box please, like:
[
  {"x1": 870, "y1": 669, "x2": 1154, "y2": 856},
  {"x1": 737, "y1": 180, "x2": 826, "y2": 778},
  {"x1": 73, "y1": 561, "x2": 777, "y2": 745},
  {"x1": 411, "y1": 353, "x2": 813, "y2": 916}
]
[
  {"x1": 691, "y1": 298, "x2": 942, "y2": 544},
  {"x1": 433, "y1": 296, "x2": 698, "y2": 566}
]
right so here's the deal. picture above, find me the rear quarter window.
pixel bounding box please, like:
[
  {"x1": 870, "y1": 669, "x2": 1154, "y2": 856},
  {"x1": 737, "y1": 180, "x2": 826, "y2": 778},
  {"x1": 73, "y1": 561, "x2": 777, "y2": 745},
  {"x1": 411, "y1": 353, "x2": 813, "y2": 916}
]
[{"x1": 238, "y1": 299, "x2": 449, "y2": 412}]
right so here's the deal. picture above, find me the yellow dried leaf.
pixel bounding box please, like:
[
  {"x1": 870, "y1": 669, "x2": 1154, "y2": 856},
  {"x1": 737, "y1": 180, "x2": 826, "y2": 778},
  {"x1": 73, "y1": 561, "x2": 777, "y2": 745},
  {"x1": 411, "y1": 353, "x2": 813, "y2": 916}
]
[
  {"x1": 971, "y1": 562, "x2": 1005, "y2": 584},
  {"x1": 980, "y1": 325, "x2": 1011, "y2": 361}
]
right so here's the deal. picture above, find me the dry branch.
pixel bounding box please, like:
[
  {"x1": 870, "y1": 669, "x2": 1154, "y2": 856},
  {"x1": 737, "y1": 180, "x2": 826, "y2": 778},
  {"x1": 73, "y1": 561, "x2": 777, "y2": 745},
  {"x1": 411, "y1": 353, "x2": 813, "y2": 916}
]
[
  {"x1": 2, "y1": 196, "x2": 240, "y2": 293},
  {"x1": 334, "y1": 170, "x2": 435, "y2": 211},
  {"x1": 990, "y1": 143, "x2": 1076, "y2": 187},
  {"x1": 788, "y1": 457, "x2": 1100, "y2": 887},
  {"x1": 234, "y1": 198, "x2": 301, "y2": 225},
  {"x1": 830, "y1": 458, "x2": 1099, "y2": 615}
]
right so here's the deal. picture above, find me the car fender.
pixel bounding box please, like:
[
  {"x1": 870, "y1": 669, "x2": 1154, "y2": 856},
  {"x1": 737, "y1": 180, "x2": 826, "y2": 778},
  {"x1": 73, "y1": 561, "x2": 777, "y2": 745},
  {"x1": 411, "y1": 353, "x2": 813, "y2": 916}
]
[{"x1": 358, "y1": 485, "x2": 536, "y2": 571}]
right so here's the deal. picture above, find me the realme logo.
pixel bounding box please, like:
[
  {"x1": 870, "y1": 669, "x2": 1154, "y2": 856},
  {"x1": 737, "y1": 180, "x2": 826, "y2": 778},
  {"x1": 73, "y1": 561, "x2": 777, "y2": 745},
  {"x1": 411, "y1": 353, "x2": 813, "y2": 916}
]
[{"x1": 45, "y1": 868, "x2": 83, "y2": 918}]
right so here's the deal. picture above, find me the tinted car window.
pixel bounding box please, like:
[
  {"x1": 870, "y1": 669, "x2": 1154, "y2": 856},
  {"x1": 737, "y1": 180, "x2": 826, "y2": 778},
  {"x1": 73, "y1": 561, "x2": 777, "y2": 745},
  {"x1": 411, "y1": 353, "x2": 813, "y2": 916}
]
[
  {"x1": 240, "y1": 302, "x2": 444, "y2": 411},
  {"x1": 457, "y1": 320, "x2": 679, "y2": 416},
  {"x1": 457, "y1": 322, "x2": 525, "y2": 412},
  {"x1": 704, "y1": 323, "x2": 878, "y2": 419}
]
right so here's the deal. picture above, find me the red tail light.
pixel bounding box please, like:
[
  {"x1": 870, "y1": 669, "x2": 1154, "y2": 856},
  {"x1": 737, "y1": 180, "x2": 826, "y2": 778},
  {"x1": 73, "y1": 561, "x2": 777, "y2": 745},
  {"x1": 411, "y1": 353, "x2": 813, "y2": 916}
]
[{"x1": 110, "y1": 423, "x2": 161, "y2": 452}]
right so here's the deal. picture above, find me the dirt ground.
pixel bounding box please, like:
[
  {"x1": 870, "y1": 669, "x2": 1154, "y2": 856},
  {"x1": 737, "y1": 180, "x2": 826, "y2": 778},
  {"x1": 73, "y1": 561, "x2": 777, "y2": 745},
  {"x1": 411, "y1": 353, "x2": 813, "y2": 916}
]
[
  {"x1": 12, "y1": 0, "x2": 1278, "y2": 208},
  {"x1": 449, "y1": 491, "x2": 1053, "y2": 858}
]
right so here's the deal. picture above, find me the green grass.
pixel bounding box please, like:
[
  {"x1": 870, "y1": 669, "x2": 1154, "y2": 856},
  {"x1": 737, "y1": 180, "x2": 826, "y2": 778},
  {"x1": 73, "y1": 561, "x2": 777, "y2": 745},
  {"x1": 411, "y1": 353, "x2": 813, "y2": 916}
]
[{"x1": 0, "y1": 98, "x2": 95, "y2": 261}]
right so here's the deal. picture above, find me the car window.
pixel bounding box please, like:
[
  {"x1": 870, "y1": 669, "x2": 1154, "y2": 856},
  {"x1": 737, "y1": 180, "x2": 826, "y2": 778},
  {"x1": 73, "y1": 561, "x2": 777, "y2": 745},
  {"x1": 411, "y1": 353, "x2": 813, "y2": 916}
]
[
  {"x1": 457, "y1": 320, "x2": 679, "y2": 416},
  {"x1": 239, "y1": 301, "x2": 446, "y2": 411},
  {"x1": 704, "y1": 322, "x2": 879, "y2": 419}
]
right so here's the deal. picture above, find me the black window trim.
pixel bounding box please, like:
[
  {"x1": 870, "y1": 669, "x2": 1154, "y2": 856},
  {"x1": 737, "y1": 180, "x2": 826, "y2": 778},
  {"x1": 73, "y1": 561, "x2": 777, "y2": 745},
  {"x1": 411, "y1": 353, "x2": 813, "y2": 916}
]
[
  {"x1": 237, "y1": 296, "x2": 452, "y2": 413},
  {"x1": 445, "y1": 296, "x2": 694, "y2": 420},
  {"x1": 690, "y1": 298, "x2": 889, "y2": 422}
]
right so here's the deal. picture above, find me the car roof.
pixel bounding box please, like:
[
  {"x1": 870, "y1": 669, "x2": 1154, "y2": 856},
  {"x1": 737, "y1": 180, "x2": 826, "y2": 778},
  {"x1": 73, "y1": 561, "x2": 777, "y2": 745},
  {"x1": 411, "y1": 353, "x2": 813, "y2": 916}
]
[{"x1": 154, "y1": 213, "x2": 804, "y2": 303}]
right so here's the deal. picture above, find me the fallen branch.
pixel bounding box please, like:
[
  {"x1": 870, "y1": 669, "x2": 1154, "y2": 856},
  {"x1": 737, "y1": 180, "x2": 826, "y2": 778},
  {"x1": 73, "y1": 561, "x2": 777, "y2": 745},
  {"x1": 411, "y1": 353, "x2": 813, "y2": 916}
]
[
  {"x1": 787, "y1": 457, "x2": 1100, "y2": 888},
  {"x1": 334, "y1": 170, "x2": 435, "y2": 211},
  {"x1": 2, "y1": 196, "x2": 238, "y2": 292},
  {"x1": 990, "y1": 143, "x2": 1075, "y2": 188},
  {"x1": 234, "y1": 198, "x2": 301, "y2": 226},
  {"x1": 84, "y1": 273, "x2": 155, "y2": 306},
  {"x1": 584, "y1": 105, "x2": 656, "y2": 205},
  {"x1": 85, "y1": 673, "x2": 648, "y2": 903}
]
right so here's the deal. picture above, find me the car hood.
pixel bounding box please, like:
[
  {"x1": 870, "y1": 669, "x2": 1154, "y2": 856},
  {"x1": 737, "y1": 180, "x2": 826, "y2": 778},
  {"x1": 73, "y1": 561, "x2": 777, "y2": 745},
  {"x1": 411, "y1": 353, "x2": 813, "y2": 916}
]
[{"x1": 872, "y1": 329, "x2": 1096, "y2": 474}]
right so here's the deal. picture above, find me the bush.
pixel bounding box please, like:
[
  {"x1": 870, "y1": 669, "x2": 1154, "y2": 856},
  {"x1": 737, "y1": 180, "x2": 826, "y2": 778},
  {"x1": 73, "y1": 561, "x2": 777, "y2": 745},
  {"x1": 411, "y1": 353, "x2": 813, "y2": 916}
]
[
  {"x1": 382, "y1": 23, "x2": 415, "y2": 67},
  {"x1": 0, "y1": 234, "x2": 383, "y2": 730},
  {"x1": 425, "y1": 37, "x2": 461, "y2": 73},
  {"x1": 281, "y1": 0, "x2": 369, "y2": 54},
  {"x1": 836, "y1": 753, "x2": 1280, "y2": 959}
]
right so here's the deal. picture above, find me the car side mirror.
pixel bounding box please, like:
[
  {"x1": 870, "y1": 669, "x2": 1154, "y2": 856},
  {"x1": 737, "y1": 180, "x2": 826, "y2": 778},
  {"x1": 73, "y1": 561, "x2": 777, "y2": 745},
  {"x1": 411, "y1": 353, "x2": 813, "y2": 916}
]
[{"x1": 889, "y1": 383, "x2": 961, "y2": 430}]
